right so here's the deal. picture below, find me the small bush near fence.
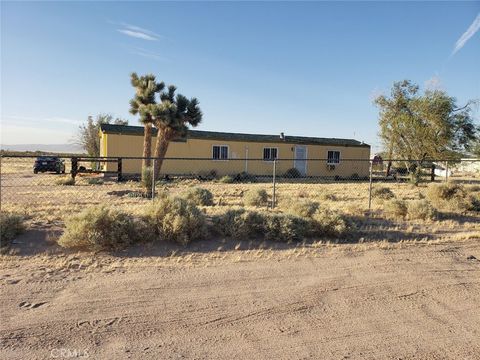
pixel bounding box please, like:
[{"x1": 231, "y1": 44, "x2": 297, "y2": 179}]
[
  {"x1": 182, "y1": 187, "x2": 214, "y2": 206},
  {"x1": 310, "y1": 208, "x2": 349, "y2": 237},
  {"x1": 372, "y1": 187, "x2": 395, "y2": 200},
  {"x1": 212, "y1": 209, "x2": 265, "y2": 239},
  {"x1": 284, "y1": 168, "x2": 302, "y2": 178},
  {"x1": 58, "y1": 206, "x2": 143, "y2": 251},
  {"x1": 244, "y1": 189, "x2": 269, "y2": 207},
  {"x1": 426, "y1": 183, "x2": 470, "y2": 212},
  {"x1": 407, "y1": 200, "x2": 437, "y2": 220},
  {"x1": 214, "y1": 207, "x2": 349, "y2": 242},
  {"x1": 285, "y1": 200, "x2": 319, "y2": 218},
  {"x1": 0, "y1": 212, "x2": 25, "y2": 247},
  {"x1": 145, "y1": 196, "x2": 207, "y2": 245},
  {"x1": 384, "y1": 199, "x2": 408, "y2": 220},
  {"x1": 264, "y1": 213, "x2": 309, "y2": 242}
]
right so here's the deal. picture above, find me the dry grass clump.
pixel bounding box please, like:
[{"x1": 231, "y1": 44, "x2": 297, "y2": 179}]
[
  {"x1": 285, "y1": 200, "x2": 319, "y2": 218},
  {"x1": 182, "y1": 187, "x2": 214, "y2": 206},
  {"x1": 384, "y1": 199, "x2": 408, "y2": 220},
  {"x1": 0, "y1": 212, "x2": 25, "y2": 247},
  {"x1": 372, "y1": 186, "x2": 395, "y2": 200},
  {"x1": 426, "y1": 183, "x2": 469, "y2": 211},
  {"x1": 58, "y1": 206, "x2": 142, "y2": 250},
  {"x1": 55, "y1": 176, "x2": 75, "y2": 186},
  {"x1": 145, "y1": 196, "x2": 207, "y2": 245},
  {"x1": 244, "y1": 188, "x2": 268, "y2": 207},
  {"x1": 407, "y1": 200, "x2": 437, "y2": 220}
]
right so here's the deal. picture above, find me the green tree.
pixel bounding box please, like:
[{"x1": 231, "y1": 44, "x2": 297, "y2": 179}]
[
  {"x1": 148, "y1": 85, "x2": 203, "y2": 179},
  {"x1": 374, "y1": 80, "x2": 477, "y2": 176},
  {"x1": 129, "y1": 73, "x2": 164, "y2": 170},
  {"x1": 76, "y1": 114, "x2": 127, "y2": 157}
]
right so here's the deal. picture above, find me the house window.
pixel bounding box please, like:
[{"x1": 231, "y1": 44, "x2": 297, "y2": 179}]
[
  {"x1": 212, "y1": 145, "x2": 229, "y2": 160},
  {"x1": 263, "y1": 147, "x2": 278, "y2": 161},
  {"x1": 327, "y1": 150, "x2": 340, "y2": 164}
]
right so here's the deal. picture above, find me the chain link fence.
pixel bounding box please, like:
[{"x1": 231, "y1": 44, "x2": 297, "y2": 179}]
[{"x1": 1, "y1": 155, "x2": 479, "y2": 222}]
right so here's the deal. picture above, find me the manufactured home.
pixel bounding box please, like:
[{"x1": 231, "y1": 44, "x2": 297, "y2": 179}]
[{"x1": 99, "y1": 124, "x2": 370, "y2": 177}]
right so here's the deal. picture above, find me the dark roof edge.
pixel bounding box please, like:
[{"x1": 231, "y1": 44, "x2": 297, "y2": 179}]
[{"x1": 100, "y1": 124, "x2": 370, "y2": 148}]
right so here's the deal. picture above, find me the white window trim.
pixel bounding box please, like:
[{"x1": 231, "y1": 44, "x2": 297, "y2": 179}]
[
  {"x1": 212, "y1": 144, "x2": 230, "y2": 161},
  {"x1": 293, "y1": 145, "x2": 308, "y2": 176},
  {"x1": 327, "y1": 150, "x2": 341, "y2": 165},
  {"x1": 263, "y1": 147, "x2": 279, "y2": 162}
]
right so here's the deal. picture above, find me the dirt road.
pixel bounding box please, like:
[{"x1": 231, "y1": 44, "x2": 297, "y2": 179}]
[{"x1": 1, "y1": 239, "x2": 480, "y2": 359}]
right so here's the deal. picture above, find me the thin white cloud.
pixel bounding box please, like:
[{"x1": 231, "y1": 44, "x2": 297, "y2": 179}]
[
  {"x1": 117, "y1": 23, "x2": 160, "y2": 41},
  {"x1": 118, "y1": 29, "x2": 158, "y2": 41},
  {"x1": 452, "y1": 13, "x2": 480, "y2": 55},
  {"x1": 129, "y1": 47, "x2": 169, "y2": 62}
]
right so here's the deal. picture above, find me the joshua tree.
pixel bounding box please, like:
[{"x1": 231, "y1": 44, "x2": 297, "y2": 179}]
[
  {"x1": 129, "y1": 73, "x2": 164, "y2": 170},
  {"x1": 149, "y1": 85, "x2": 203, "y2": 179}
]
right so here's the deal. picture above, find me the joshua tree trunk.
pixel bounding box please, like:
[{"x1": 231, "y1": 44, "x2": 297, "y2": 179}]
[
  {"x1": 143, "y1": 123, "x2": 153, "y2": 169},
  {"x1": 152, "y1": 126, "x2": 175, "y2": 180}
]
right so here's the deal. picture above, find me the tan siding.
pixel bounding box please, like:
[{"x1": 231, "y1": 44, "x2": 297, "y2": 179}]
[{"x1": 100, "y1": 132, "x2": 370, "y2": 177}]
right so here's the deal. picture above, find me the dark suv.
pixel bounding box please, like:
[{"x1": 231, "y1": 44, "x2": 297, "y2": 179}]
[{"x1": 33, "y1": 156, "x2": 66, "y2": 174}]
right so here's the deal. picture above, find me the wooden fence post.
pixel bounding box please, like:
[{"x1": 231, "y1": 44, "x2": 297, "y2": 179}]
[
  {"x1": 117, "y1": 158, "x2": 122, "y2": 182},
  {"x1": 71, "y1": 157, "x2": 78, "y2": 179},
  {"x1": 430, "y1": 163, "x2": 435, "y2": 182}
]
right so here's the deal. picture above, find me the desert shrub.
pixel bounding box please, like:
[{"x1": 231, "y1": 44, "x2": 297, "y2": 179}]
[
  {"x1": 285, "y1": 200, "x2": 319, "y2": 218},
  {"x1": 310, "y1": 208, "x2": 349, "y2": 237},
  {"x1": 87, "y1": 177, "x2": 103, "y2": 185},
  {"x1": 219, "y1": 175, "x2": 234, "y2": 183},
  {"x1": 141, "y1": 167, "x2": 153, "y2": 190},
  {"x1": 183, "y1": 187, "x2": 214, "y2": 206},
  {"x1": 426, "y1": 183, "x2": 469, "y2": 211},
  {"x1": 58, "y1": 206, "x2": 142, "y2": 250},
  {"x1": 244, "y1": 188, "x2": 269, "y2": 207},
  {"x1": 372, "y1": 186, "x2": 395, "y2": 200},
  {"x1": 198, "y1": 170, "x2": 217, "y2": 181},
  {"x1": 264, "y1": 213, "x2": 308, "y2": 242},
  {"x1": 284, "y1": 168, "x2": 302, "y2": 178},
  {"x1": 233, "y1": 172, "x2": 257, "y2": 183},
  {"x1": 145, "y1": 196, "x2": 207, "y2": 245},
  {"x1": 407, "y1": 200, "x2": 437, "y2": 220},
  {"x1": 56, "y1": 176, "x2": 75, "y2": 186},
  {"x1": 468, "y1": 194, "x2": 480, "y2": 212},
  {"x1": 0, "y1": 212, "x2": 25, "y2": 247},
  {"x1": 212, "y1": 209, "x2": 265, "y2": 239},
  {"x1": 383, "y1": 199, "x2": 408, "y2": 220}
]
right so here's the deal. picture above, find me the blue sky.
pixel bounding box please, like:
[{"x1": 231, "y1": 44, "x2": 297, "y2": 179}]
[{"x1": 1, "y1": 1, "x2": 479, "y2": 153}]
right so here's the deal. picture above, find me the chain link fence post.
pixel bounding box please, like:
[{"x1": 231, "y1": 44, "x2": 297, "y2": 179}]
[
  {"x1": 368, "y1": 159, "x2": 373, "y2": 214},
  {"x1": 152, "y1": 158, "x2": 156, "y2": 200},
  {"x1": 272, "y1": 158, "x2": 277, "y2": 209}
]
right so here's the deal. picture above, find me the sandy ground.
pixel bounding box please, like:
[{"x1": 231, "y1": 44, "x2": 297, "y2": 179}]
[{"x1": 1, "y1": 232, "x2": 480, "y2": 360}]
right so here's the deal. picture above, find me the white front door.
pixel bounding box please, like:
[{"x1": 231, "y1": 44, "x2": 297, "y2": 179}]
[{"x1": 294, "y1": 146, "x2": 307, "y2": 176}]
